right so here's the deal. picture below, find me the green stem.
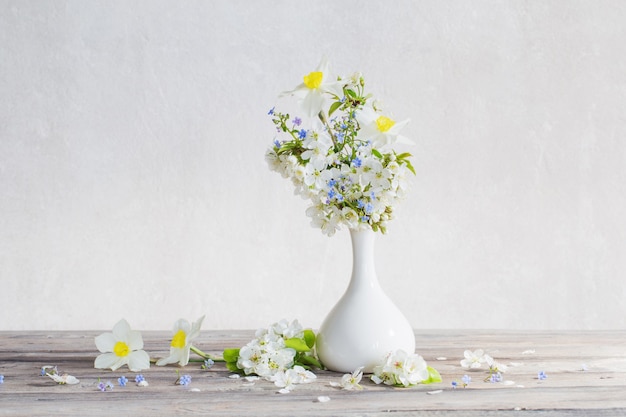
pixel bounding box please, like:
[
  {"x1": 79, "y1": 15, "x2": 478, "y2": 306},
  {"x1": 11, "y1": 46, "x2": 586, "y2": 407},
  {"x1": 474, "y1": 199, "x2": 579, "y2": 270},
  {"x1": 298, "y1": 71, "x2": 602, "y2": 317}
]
[
  {"x1": 318, "y1": 111, "x2": 338, "y2": 147},
  {"x1": 190, "y1": 345, "x2": 225, "y2": 362}
]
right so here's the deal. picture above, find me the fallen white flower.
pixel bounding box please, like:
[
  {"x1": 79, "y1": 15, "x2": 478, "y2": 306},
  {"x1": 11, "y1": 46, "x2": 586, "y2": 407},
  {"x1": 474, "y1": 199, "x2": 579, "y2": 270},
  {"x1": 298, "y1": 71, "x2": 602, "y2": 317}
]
[
  {"x1": 330, "y1": 367, "x2": 363, "y2": 390},
  {"x1": 47, "y1": 373, "x2": 80, "y2": 385},
  {"x1": 461, "y1": 349, "x2": 488, "y2": 369}
]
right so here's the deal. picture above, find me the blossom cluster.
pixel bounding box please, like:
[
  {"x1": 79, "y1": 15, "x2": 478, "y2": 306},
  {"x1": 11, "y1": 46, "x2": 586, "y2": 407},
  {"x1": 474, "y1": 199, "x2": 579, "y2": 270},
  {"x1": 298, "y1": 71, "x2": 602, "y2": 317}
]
[
  {"x1": 225, "y1": 319, "x2": 319, "y2": 378},
  {"x1": 371, "y1": 350, "x2": 441, "y2": 388},
  {"x1": 265, "y1": 58, "x2": 415, "y2": 236}
]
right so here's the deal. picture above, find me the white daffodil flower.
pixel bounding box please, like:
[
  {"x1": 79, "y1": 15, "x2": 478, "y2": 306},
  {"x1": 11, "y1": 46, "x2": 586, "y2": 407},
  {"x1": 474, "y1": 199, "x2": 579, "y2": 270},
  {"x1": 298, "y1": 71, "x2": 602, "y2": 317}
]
[
  {"x1": 355, "y1": 105, "x2": 412, "y2": 149},
  {"x1": 281, "y1": 57, "x2": 343, "y2": 117},
  {"x1": 156, "y1": 315, "x2": 205, "y2": 367},
  {"x1": 94, "y1": 319, "x2": 150, "y2": 372}
]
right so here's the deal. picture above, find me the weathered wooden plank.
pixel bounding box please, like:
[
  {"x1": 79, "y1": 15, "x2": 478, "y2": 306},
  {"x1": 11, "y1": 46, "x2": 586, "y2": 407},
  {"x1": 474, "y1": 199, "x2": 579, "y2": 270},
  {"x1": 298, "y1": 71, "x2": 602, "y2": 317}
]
[{"x1": 1, "y1": 330, "x2": 625, "y2": 416}]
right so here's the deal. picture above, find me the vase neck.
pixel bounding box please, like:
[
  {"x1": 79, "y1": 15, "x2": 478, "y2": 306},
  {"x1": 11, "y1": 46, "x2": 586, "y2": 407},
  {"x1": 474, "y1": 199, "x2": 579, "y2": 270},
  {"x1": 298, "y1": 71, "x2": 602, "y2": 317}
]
[{"x1": 348, "y1": 228, "x2": 380, "y2": 290}]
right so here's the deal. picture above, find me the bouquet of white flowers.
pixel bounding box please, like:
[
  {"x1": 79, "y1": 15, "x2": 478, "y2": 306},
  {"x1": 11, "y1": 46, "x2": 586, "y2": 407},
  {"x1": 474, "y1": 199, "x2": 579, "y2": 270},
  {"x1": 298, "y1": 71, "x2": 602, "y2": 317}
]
[{"x1": 265, "y1": 58, "x2": 415, "y2": 236}]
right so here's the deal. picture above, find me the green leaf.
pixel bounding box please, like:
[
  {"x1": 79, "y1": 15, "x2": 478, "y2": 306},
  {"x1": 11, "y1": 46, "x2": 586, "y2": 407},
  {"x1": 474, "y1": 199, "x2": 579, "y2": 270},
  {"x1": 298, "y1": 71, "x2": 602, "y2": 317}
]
[
  {"x1": 371, "y1": 149, "x2": 383, "y2": 159},
  {"x1": 225, "y1": 362, "x2": 243, "y2": 373},
  {"x1": 284, "y1": 337, "x2": 311, "y2": 352},
  {"x1": 223, "y1": 348, "x2": 240, "y2": 363},
  {"x1": 345, "y1": 88, "x2": 357, "y2": 98},
  {"x1": 303, "y1": 329, "x2": 316, "y2": 349},
  {"x1": 404, "y1": 160, "x2": 416, "y2": 175},
  {"x1": 328, "y1": 101, "x2": 342, "y2": 117},
  {"x1": 396, "y1": 152, "x2": 412, "y2": 159},
  {"x1": 422, "y1": 366, "x2": 442, "y2": 384},
  {"x1": 296, "y1": 354, "x2": 322, "y2": 369}
]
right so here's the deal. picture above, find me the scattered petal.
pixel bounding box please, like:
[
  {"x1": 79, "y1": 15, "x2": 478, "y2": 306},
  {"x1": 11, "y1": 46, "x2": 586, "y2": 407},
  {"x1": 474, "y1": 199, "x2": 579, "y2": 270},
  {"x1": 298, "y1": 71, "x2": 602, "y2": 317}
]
[
  {"x1": 581, "y1": 364, "x2": 589, "y2": 372},
  {"x1": 244, "y1": 376, "x2": 260, "y2": 382},
  {"x1": 228, "y1": 374, "x2": 241, "y2": 379},
  {"x1": 503, "y1": 380, "x2": 516, "y2": 386},
  {"x1": 278, "y1": 388, "x2": 291, "y2": 394},
  {"x1": 137, "y1": 380, "x2": 149, "y2": 387},
  {"x1": 427, "y1": 389, "x2": 443, "y2": 395},
  {"x1": 190, "y1": 388, "x2": 201, "y2": 392},
  {"x1": 522, "y1": 349, "x2": 535, "y2": 355},
  {"x1": 436, "y1": 357, "x2": 447, "y2": 361},
  {"x1": 317, "y1": 396, "x2": 331, "y2": 403}
]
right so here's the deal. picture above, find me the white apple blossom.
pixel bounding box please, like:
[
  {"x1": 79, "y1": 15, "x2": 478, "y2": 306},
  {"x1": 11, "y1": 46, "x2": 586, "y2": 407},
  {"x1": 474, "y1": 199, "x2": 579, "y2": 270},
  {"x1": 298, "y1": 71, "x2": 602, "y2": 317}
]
[
  {"x1": 330, "y1": 366, "x2": 364, "y2": 390},
  {"x1": 461, "y1": 349, "x2": 489, "y2": 369},
  {"x1": 371, "y1": 350, "x2": 429, "y2": 388}
]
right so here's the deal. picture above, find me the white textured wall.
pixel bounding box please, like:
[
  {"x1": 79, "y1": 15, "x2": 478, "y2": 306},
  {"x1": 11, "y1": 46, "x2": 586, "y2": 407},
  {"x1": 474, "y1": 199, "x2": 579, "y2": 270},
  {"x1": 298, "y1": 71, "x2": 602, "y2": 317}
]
[{"x1": 1, "y1": 1, "x2": 625, "y2": 331}]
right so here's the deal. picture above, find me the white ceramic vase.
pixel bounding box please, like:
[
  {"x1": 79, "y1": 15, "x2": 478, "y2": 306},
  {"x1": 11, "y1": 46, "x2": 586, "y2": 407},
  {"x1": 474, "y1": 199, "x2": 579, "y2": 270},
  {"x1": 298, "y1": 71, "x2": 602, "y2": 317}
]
[{"x1": 316, "y1": 228, "x2": 415, "y2": 373}]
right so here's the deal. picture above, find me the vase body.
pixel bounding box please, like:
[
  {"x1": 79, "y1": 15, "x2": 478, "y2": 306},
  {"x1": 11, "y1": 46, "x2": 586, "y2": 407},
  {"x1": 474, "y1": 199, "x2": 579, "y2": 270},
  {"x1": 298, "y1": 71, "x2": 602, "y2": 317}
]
[{"x1": 316, "y1": 228, "x2": 415, "y2": 373}]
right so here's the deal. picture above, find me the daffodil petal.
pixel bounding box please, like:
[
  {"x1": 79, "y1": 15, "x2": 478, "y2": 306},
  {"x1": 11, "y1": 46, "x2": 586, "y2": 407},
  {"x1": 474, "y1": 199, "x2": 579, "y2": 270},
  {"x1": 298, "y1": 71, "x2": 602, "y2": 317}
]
[
  {"x1": 178, "y1": 347, "x2": 191, "y2": 366},
  {"x1": 112, "y1": 319, "x2": 131, "y2": 340},
  {"x1": 127, "y1": 350, "x2": 151, "y2": 372},
  {"x1": 156, "y1": 348, "x2": 183, "y2": 366},
  {"x1": 189, "y1": 315, "x2": 205, "y2": 340},
  {"x1": 127, "y1": 330, "x2": 144, "y2": 351},
  {"x1": 94, "y1": 332, "x2": 116, "y2": 353},
  {"x1": 95, "y1": 352, "x2": 126, "y2": 370},
  {"x1": 301, "y1": 91, "x2": 326, "y2": 118},
  {"x1": 173, "y1": 318, "x2": 191, "y2": 334}
]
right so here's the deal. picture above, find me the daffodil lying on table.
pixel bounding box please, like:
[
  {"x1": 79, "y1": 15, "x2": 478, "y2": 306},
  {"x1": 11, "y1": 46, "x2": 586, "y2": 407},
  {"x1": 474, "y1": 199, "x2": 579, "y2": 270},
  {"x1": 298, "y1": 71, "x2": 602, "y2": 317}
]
[{"x1": 93, "y1": 317, "x2": 220, "y2": 372}]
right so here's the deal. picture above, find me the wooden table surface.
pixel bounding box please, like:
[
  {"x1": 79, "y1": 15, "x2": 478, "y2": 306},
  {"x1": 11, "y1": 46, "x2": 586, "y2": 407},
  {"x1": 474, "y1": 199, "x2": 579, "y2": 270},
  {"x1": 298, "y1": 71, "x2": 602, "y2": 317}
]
[{"x1": 1, "y1": 330, "x2": 625, "y2": 416}]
